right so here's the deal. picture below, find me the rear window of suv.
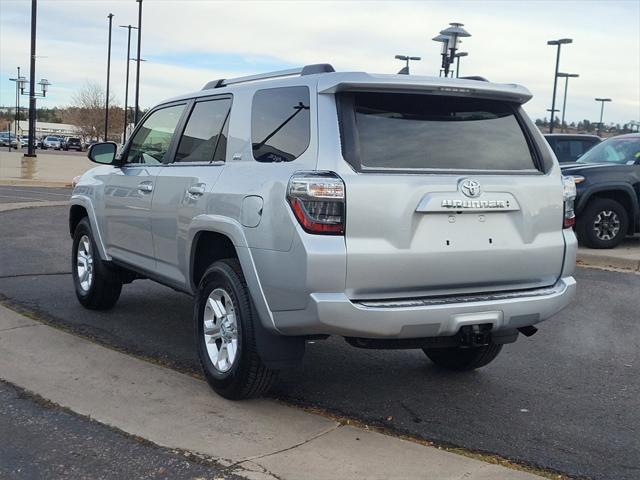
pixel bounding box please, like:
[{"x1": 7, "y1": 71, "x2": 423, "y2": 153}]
[{"x1": 341, "y1": 92, "x2": 538, "y2": 171}]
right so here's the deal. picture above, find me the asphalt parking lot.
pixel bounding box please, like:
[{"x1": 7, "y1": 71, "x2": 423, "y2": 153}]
[{"x1": 0, "y1": 200, "x2": 638, "y2": 480}]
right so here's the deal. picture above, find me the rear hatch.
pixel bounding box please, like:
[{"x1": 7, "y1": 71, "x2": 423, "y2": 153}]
[{"x1": 337, "y1": 91, "x2": 565, "y2": 299}]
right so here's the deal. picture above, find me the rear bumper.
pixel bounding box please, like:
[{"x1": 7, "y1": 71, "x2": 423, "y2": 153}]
[{"x1": 273, "y1": 276, "x2": 576, "y2": 338}]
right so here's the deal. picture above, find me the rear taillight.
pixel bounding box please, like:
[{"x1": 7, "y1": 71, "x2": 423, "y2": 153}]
[
  {"x1": 287, "y1": 172, "x2": 345, "y2": 235},
  {"x1": 562, "y1": 176, "x2": 577, "y2": 228}
]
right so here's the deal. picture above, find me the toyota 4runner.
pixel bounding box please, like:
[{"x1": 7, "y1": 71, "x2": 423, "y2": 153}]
[{"x1": 69, "y1": 64, "x2": 577, "y2": 399}]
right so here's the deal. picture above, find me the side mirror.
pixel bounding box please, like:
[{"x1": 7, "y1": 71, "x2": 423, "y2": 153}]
[{"x1": 88, "y1": 142, "x2": 118, "y2": 165}]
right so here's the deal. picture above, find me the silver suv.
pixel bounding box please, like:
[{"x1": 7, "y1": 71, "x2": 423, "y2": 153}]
[{"x1": 70, "y1": 64, "x2": 577, "y2": 399}]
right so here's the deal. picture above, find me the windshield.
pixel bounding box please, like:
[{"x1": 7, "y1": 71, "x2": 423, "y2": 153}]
[{"x1": 577, "y1": 137, "x2": 640, "y2": 165}]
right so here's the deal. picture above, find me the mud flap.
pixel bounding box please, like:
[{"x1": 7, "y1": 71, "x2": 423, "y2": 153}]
[{"x1": 253, "y1": 317, "x2": 306, "y2": 370}]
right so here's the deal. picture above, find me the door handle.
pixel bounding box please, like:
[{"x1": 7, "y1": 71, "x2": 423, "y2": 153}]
[
  {"x1": 187, "y1": 184, "x2": 206, "y2": 197},
  {"x1": 137, "y1": 182, "x2": 153, "y2": 193}
]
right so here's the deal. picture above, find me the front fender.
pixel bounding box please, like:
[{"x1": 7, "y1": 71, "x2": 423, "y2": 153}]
[
  {"x1": 576, "y1": 183, "x2": 639, "y2": 217},
  {"x1": 186, "y1": 215, "x2": 278, "y2": 333}
]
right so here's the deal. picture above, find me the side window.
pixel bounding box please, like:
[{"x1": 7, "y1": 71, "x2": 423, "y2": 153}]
[
  {"x1": 175, "y1": 98, "x2": 231, "y2": 163},
  {"x1": 126, "y1": 104, "x2": 185, "y2": 165},
  {"x1": 251, "y1": 86, "x2": 310, "y2": 162}
]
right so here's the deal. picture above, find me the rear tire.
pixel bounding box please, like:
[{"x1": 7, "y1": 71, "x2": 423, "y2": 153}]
[
  {"x1": 72, "y1": 218, "x2": 122, "y2": 310},
  {"x1": 423, "y1": 344, "x2": 503, "y2": 371},
  {"x1": 576, "y1": 198, "x2": 628, "y2": 249},
  {"x1": 194, "y1": 259, "x2": 277, "y2": 400}
]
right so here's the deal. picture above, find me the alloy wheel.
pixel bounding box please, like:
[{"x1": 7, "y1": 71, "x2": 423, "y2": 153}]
[
  {"x1": 593, "y1": 210, "x2": 621, "y2": 241},
  {"x1": 203, "y1": 288, "x2": 239, "y2": 373},
  {"x1": 76, "y1": 235, "x2": 94, "y2": 292}
]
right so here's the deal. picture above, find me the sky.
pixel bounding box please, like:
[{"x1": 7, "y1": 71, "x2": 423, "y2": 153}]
[{"x1": 1, "y1": 0, "x2": 639, "y2": 126}]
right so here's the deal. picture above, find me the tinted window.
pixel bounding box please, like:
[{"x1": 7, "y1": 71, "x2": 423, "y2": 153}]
[
  {"x1": 348, "y1": 92, "x2": 536, "y2": 171},
  {"x1": 175, "y1": 98, "x2": 231, "y2": 163},
  {"x1": 552, "y1": 138, "x2": 598, "y2": 163},
  {"x1": 251, "y1": 86, "x2": 310, "y2": 162},
  {"x1": 126, "y1": 104, "x2": 185, "y2": 165}
]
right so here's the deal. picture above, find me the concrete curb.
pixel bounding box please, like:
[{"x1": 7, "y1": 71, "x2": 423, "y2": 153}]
[
  {"x1": 0, "y1": 201, "x2": 68, "y2": 213},
  {"x1": 0, "y1": 305, "x2": 541, "y2": 480},
  {"x1": 0, "y1": 179, "x2": 72, "y2": 188},
  {"x1": 577, "y1": 242, "x2": 640, "y2": 272}
]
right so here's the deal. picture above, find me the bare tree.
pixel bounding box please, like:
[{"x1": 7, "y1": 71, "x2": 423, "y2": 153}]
[{"x1": 67, "y1": 81, "x2": 124, "y2": 142}]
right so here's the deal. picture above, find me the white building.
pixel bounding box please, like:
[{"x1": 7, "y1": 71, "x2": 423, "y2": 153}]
[{"x1": 11, "y1": 120, "x2": 81, "y2": 138}]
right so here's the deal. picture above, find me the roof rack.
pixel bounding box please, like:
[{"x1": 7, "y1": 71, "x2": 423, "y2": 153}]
[{"x1": 202, "y1": 63, "x2": 335, "y2": 90}]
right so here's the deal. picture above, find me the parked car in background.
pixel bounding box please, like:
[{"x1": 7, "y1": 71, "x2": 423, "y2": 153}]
[
  {"x1": 0, "y1": 132, "x2": 17, "y2": 147},
  {"x1": 70, "y1": 65, "x2": 577, "y2": 400},
  {"x1": 562, "y1": 133, "x2": 640, "y2": 248},
  {"x1": 545, "y1": 134, "x2": 601, "y2": 163},
  {"x1": 42, "y1": 136, "x2": 62, "y2": 150},
  {"x1": 64, "y1": 137, "x2": 83, "y2": 151}
]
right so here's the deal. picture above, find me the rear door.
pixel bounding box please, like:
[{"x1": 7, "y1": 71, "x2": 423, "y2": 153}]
[
  {"x1": 151, "y1": 96, "x2": 232, "y2": 287},
  {"x1": 336, "y1": 91, "x2": 566, "y2": 299}
]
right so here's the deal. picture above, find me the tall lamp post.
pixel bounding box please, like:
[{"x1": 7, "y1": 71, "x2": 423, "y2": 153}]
[
  {"x1": 595, "y1": 98, "x2": 612, "y2": 136},
  {"x1": 394, "y1": 55, "x2": 421, "y2": 75},
  {"x1": 557, "y1": 72, "x2": 579, "y2": 132},
  {"x1": 439, "y1": 22, "x2": 471, "y2": 77},
  {"x1": 119, "y1": 24, "x2": 138, "y2": 143},
  {"x1": 105, "y1": 13, "x2": 114, "y2": 141},
  {"x1": 9, "y1": 67, "x2": 27, "y2": 142},
  {"x1": 433, "y1": 24, "x2": 471, "y2": 77},
  {"x1": 432, "y1": 34, "x2": 449, "y2": 77},
  {"x1": 454, "y1": 51, "x2": 468, "y2": 78},
  {"x1": 547, "y1": 38, "x2": 573, "y2": 133},
  {"x1": 134, "y1": 0, "x2": 143, "y2": 125}
]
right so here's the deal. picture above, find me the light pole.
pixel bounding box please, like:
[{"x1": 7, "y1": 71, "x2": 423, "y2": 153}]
[
  {"x1": 438, "y1": 22, "x2": 471, "y2": 77},
  {"x1": 547, "y1": 38, "x2": 573, "y2": 133},
  {"x1": 120, "y1": 24, "x2": 138, "y2": 143},
  {"x1": 595, "y1": 98, "x2": 612, "y2": 136},
  {"x1": 557, "y1": 72, "x2": 578, "y2": 132},
  {"x1": 9, "y1": 67, "x2": 28, "y2": 144},
  {"x1": 394, "y1": 55, "x2": 421, "y2": 75},
  {"x1": 26, "y1": 0, "x2": 38, "y2": 157},
  {"x1": 454, "y1": 51, "x2": 468, "y2": 78},
  {"x1": 105, "y1": 13, "x2": 114, "y2": 141},
  {"x1": 134, "y1": 0, "x2": 143, "y2": 125}
]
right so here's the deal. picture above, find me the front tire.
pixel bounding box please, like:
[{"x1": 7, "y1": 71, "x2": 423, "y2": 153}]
[
  {"x1": 194, "y1": 259, "x2": 277, "y2": 400},
  {"x1": 72, "y1": 218, "x2": 122, "y2": 310},
  {"x1": 576, "y1": 198, "x2": 628, "y2": 249},
  {"x1": 423, "y1": 344, "x2": 503, "y2": 371}
]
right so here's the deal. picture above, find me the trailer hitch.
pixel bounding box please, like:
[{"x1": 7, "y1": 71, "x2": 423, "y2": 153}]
[{"x1": 458, "y1": 324, "x2": 492, "y2": 347}]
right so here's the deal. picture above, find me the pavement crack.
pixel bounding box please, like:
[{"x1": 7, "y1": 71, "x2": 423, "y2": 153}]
[{"x1": 227, "y1": 423, "x2": 340, "y2": 469}]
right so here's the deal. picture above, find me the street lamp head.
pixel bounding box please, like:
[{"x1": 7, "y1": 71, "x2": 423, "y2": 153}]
[
  {"x1": 432, "y1": 34, "x2": 450, "y2": 54},
  {"x1": 547, "y1": 38, "x2": 573, "y2": 45},
  {"x1": 595, "y1": 98, "x2": 612, "y2": 102},
  {"x1": 18, "y1": 76, "x2": 28, "y2": 91},
  {"x1": 455, "y1": 51, "x2": 468, "y2": 58},
  {"x1": 38, "y1": 79, "x2": 51, "y2": 95},
  {"x1": 395, "y1": 55, "x2": 408, "y2": 61},
  {"x1": 440, "y1": 24, "x2": 471, "y2": 51},
  {"x1": 119, "y1": 24, "x2": 139, "y2": 29},
  {"x1": 557, "y1": 72, "x2": 579, "y2": 78}
]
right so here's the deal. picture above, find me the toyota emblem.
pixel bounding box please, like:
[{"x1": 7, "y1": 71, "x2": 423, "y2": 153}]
[{"x1": 460, "y1": 179, "x2": 481, "y2": 198}]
